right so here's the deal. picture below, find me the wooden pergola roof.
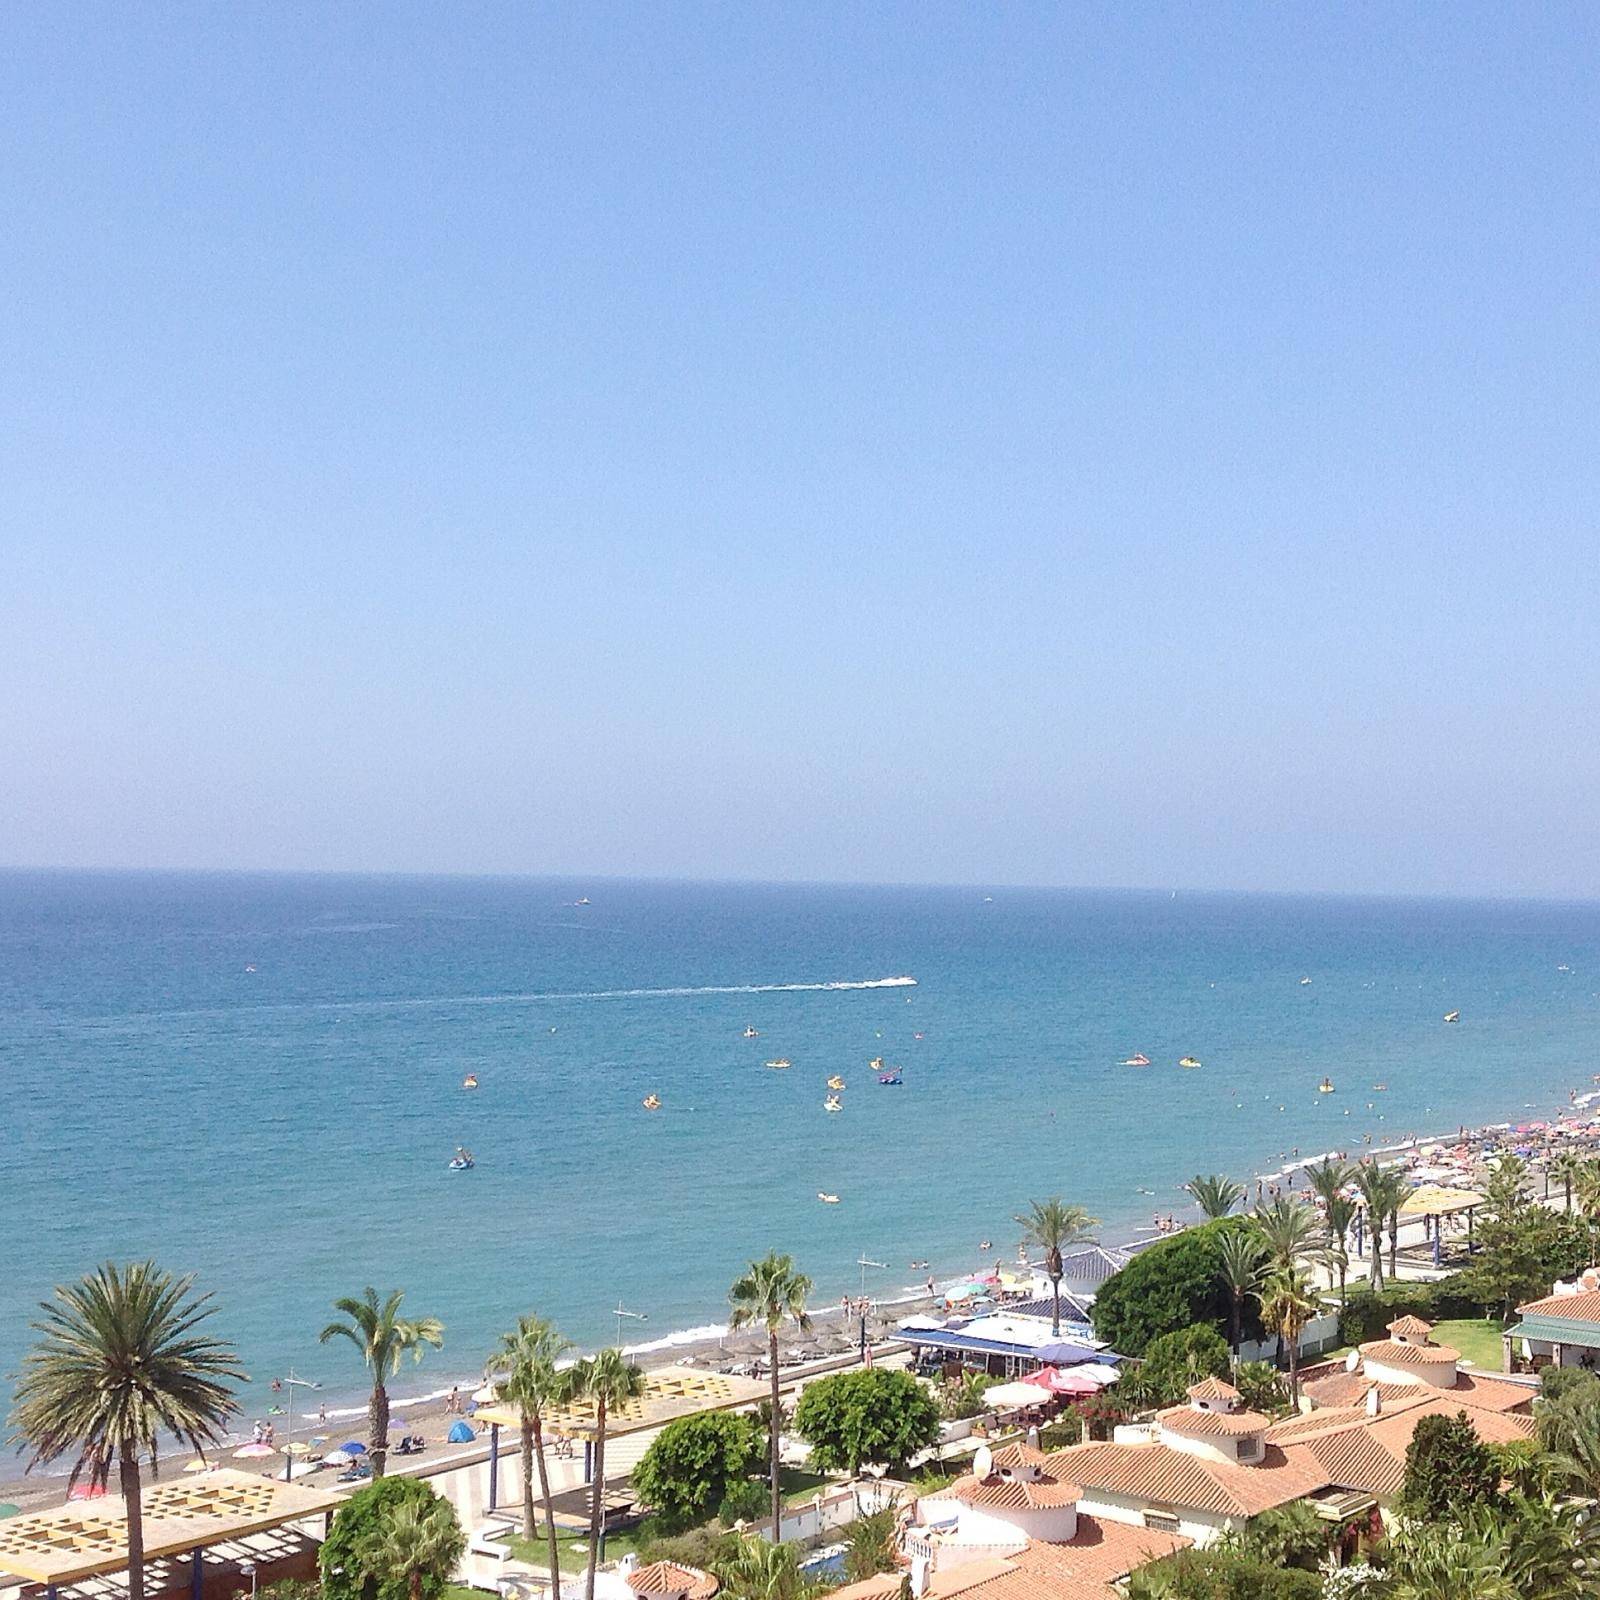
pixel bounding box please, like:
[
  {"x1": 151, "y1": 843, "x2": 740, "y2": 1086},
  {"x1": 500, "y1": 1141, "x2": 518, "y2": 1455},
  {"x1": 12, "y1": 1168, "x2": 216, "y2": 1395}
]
[
  {"x1": 0, "y1": 1471, "x2": 339, "y2": 1586},
  {"x1": 476, "y1": 1364, "x2": 768, "y2": 1440},
  {"x1": 1398, "y1": 1184, "x2": 1483, "y2": 1218}
]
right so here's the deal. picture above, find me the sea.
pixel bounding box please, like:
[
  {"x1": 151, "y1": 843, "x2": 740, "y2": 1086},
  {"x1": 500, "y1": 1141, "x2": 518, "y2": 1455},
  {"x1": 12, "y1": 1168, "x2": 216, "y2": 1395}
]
[{"x1": 4, "y1": 870, "x2": 1600, "y2": 1438}]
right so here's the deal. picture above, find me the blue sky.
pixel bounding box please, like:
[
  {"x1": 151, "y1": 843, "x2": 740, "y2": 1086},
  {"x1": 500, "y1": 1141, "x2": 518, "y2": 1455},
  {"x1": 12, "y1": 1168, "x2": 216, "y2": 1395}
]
[{"x1": 3, "y1": 4, "x2": 1598, "y2": 895}]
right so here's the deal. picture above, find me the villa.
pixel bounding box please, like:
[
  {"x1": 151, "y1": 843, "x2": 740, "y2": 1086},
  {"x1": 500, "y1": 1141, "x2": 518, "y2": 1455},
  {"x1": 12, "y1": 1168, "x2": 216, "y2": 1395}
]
[{"x1": 1507, "y1": 1274, "x2": 1600, "y2": 1373}]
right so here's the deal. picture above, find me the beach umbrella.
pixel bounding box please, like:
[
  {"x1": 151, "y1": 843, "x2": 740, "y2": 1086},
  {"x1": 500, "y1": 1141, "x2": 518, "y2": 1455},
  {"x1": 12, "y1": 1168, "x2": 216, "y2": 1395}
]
[
  {"x1": 234, "y1": 1443, "x2": 275, "y2": 1459},
  {"x1": 286, "y1": 1442, "x2": 311, "y2": 1455},
  {"x1": 339, "y1": 1440, "x2": 367, "y2": 1455},
  {"x1": 321, "y1": 1449, "x2": 354, "y2": 1466},
  {"x1": 447, "y1": 1421, "x2": 476, "y2": 1444},
  {"x1": 182, "y1": 1459, "x2": 211, "y2": 1473},
  {"x1": 68, "y1": 1483, "x2": 107, "y2": 1501},
  {"x1": 0, "y1": 1505, "x2": 21, "y2": 1519}
]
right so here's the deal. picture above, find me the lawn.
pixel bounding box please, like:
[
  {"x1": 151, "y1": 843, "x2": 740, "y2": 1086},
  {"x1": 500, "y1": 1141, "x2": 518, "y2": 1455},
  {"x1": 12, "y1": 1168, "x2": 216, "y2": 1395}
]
[{"x1": 1431, "y1": 1317, "x2": 1507, "y2": 1370}]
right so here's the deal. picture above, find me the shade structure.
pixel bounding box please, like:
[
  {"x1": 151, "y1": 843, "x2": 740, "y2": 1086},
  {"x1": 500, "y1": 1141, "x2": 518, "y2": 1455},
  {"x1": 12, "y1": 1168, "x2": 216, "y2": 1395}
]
[
  {"x1": 1398, "y1": 1185, "x2": 1483, "y2": 1219},
  {"x1": 476, "y1": 1363, "x2": 767, "y2": 1441},
  {"x1": 982, "y1": 1381, "x2": 1053, "y2": 1409},
  {"x1": 234, "y1": 1443, "x2": 274, "y2": 1459},
  {"x1": 339, "y1": 1440, "x2": 367, "y2": 1455},
  {"x1": 1023, "y1": 1363, "x2": 1115, "y2": 1396},
  {"x1": 182, "y1": 1460, "x2": 211, "y2": 1474},
  {"x1": 320, "y1": 1450, "x2": 353, "y2": 1466},
  {"x1": 447, "y1": 1420, "x2": 476, "y2": 1443},
  {"x1": 286, "y1": 1442, "x2": 311, "y2": 1455}
]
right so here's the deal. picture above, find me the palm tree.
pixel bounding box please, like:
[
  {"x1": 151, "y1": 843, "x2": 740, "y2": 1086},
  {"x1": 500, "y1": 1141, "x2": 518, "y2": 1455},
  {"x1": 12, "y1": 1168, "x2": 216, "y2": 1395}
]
[
  {"x1": 1354, "y1": 1163, "x2": 1405, "y2": 1292},
  {"x1": 1256, "y1": 1265, "x2": 1319, "y2": 1406},
  {"x1": 1249, "y1": 1196, "x2": 1320, "y2": 1274},
  {"x1": 1550, "y1": 1151, "x2": 1585, "y2": 1214},
  {"x1": 354, "y1": 1494, "x2": 467, "y2": 1600},
  {"x1": 1215, "y1": 1230, "x2": 1264, "y2": 1355},
  {"x1": 487, "y1": 1315, "x2": 572, "y2": 1582},
  {"x1": 569, "y1": 1348, "x2": 644, "y2": 1600},
  {"x1": 1186, "y1": 1175, "x2": 1244, "y2": 1221},
  {"x1": 1014, "y1": 1198, "x2": 1099, "y2": 1336},
  {"x1": 1576, "y1": 1159, "x2": 1600, "y2": 1222},
  {"x1": 1324, "y1": 1194, "x2": 1358, "y2": 1304},
  {"x1": 7, "y1": 1262, "x2": 244, "y2": 1600},
  {"x1": 319, "y1": 1287, "x2": 443, "y2": 1477},
  {"x1": 729, "y1": 1252, "x2": 814, "y2": 1540},
  {"x1": 1302, "y1": 1157, "x2": 1353, "y2": 1210}
]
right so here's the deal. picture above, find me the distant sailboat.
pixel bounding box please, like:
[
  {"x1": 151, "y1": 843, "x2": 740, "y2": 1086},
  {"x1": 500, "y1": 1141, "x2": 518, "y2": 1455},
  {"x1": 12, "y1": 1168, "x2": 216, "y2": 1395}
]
[{"x1": 1443, "y1": 1011, "x2": 1460, "y2": 1024}]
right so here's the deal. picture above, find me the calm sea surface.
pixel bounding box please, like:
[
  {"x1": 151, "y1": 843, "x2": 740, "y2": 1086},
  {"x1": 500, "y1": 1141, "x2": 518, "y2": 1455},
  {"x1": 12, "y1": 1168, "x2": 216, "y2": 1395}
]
[{"x1": 4, "y1": 871, "x2": 1599, "y2": 1425}]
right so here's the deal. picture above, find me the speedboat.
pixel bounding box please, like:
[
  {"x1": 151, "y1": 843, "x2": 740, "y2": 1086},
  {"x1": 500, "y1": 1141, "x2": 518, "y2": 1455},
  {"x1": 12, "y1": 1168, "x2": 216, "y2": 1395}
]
[
  {"x1": 1123, "y1": 1054, "x2": 1151, "y2": 1067},
  {"x1": 1179, "y1": 1057, "x2": 1202, "y2": 1069},
  {"x1": 1300, "y1": 976, "x2": 1312, "y2": 985},
  {"x1": 642, "y1": 1094, "x2": 661, "y2": 1111},
  {"x1": 765, "y1": 1058, "x2": 792, "y2": 1070},
  {"x1": 1444, "y1": 1011, "x2": 1460, "y2": 1024},
  {"x1": 823, "y1": 1096, "x2": 842, "y2": 1112},
  {"x1": 818, "y1": 1192, "x2": 840, "y2": 1204}
]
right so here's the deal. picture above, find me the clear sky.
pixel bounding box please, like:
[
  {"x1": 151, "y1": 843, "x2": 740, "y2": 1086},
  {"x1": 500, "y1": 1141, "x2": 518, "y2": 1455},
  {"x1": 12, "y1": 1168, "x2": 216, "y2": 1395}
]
[{"x1": 3, "y1": 4, "x2": 1598, "y2": 896}]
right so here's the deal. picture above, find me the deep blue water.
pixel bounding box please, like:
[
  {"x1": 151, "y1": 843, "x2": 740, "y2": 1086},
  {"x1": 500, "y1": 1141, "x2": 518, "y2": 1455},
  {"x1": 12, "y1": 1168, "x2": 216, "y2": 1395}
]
[{"x1": 4, "y1": 871, "x2": 1599, "y2": 1426}]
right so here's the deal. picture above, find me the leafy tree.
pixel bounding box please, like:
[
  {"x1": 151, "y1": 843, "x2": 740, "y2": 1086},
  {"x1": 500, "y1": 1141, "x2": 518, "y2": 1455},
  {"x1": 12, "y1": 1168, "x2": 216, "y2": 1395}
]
[
  {"x1": 1378, "y1": 1520, "x2": 1517, "y2": 1600},
  {"x1": 717, "y1": 1477, "x2": 769, "y2": 1527},
  {"x1": 1397, "y1": 1411, "x2": 1500, "y2": 1521},
  {"x1": 1217, "y1": 1501, "x2": 1330, "y2": 1570},
  {"x1": 1257, "y1": 1266, "x2": 1319, "y2": 1405},
  {"x1": 1187, "y1": 1175, "x2": 1244, "y2": 1221},
  {"x1": 8, "y1": 1262, "x2": 244, "y2": 1600},
  {"x1": 1539, "y1": 1365, "x2": 1600, "y2": 1404},
  {"x1": 938, "y1": 1371, "x2": 996, "y2": 1420},
  {"x1": 842, "y1": 1508, "x2": 900, "y2": 1582},
  {"x1": 322, "y1": 1477, "x2": 457, "y2": 1600},
  {"x1": 319, "y1": 1288, "x2": 444, "y2": 1477},
  {"x1": 353, "y1": 1493, "x2": 466, "y2": 1600},
  {"x1": 729, "y1": 1251, "x2": 814, "y2": 1540},
  {"x1": 632, "y1": 1410, "x2": 762, "y2": 1531},
  {"x1": 487, "y1": 1311, "x2": 572, "y2": 1581},
  {"x1": 1092, "y1": 1219, "x2": 1263, "y2": 1355},
  {"x1": 1014, "y1": 1197, "x2": 1099, "y2": 1335},
  {"x1": 1534, "y1": 1382, "x2": 1600, "y2": 1500},
  {"x1": 1231, "y1": 1361, "x2": 1288, "y2": 1416},
  {"x1": 1459, "y1": 1180, "x2": 1565, "y2": 1321},
  {"x1": 568, "y1": 1348, "x2": 645, "y2": 1600},
  {"x1": 792, "y1": 1368, "x2": 939, "y2": 1473},
  {"x1": 1216, "y1": 1230, "x2": 1264, "y2": 1354},
  {"x1": 1123, "y1": 1324, "x2": 1230, "y2": 1409}
]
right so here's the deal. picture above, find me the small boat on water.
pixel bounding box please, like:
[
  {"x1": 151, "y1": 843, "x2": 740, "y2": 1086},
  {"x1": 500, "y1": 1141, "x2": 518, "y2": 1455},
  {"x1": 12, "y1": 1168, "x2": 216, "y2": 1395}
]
[
  {"x1": 743, "y1": 1027, "x2": 759, "y2": 1038},
  {"x1": 878, "y1": 1069, "x2": 903, "y2": 1086},
  {"x1": 1124, "y1": 1054, "x2": 1151, "y2": 1067},
  {"x1": 1300, "y1": 976, "x2": 1312, "y2": 985},
  {"x1": 642, "y1": 1094, "x2": 661, "y2": 1111},
  {"x1": 1443, "y1": 1011, "x2": 1460, "y2": 1023},
  {"x1": 826, "y1": 1075, "x2": 846, "y2": 1090},
  {"x1": 765, "y1": 1058, "x2": 792, "y2": 1070},
  {"x1": 818, "y1": 1192, "x2": 841, "y2": 1204},
  {"x1": 462, "y1": 1074, "x2": 479, "y2": 1090},
  {"x1": 1318, "y1": 1077, "x2": 1335, "y2": 1094},
  {"x1": 448, "y1": 1147, "x2": 475, "y2": 1171},
  {"x1": 823, "y1": 1095, "x2": 842, "y2": 1112},
  {"x1": 869, "y1": 1056, "x2": 884, "y2": 1069},
  {"x1": 1372, "y1": 1083, "x2": 1388, "y2": 1092},
  {"x1": 1179, "y1": 1057, "x2": 1202, "y2": 1069}
]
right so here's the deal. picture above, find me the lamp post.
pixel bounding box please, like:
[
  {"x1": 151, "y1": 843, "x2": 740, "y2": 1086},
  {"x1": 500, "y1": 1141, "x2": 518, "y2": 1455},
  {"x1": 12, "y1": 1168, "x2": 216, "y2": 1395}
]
[
  {"x1": 275, "y1": 1369, "x2": 322, "y2": 1482},
  {"x1": 613, "y1": 1302, "x2": 647, "y2": 1348},
  {"x1": 855, "y1": 1256, "x2": 886, "y2": 1361},
  {"x1": 239, "y1": 1560, "x2": 258, "y2": 1600}
]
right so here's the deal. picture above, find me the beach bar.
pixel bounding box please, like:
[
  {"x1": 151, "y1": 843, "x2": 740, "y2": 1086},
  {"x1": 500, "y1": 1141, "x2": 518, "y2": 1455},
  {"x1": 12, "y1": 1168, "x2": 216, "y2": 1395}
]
[
  {"x1": 898, "y1": 1314, "x2": 1117, "y2": 1377},
  {"x1": 0, "y1": 1471, "x2": 339, "y2": 1600},
  {"x1": 1506, "y1": 1284, "x2": 1600, "y2": 1373}
]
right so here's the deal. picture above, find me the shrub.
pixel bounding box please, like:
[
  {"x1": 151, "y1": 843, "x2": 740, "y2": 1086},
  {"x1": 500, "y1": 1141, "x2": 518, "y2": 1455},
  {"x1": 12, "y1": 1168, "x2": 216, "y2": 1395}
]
[
  {"x1": 1232, "y1": 1361, "x2": 1288, "y2": 1416},
  {"x1": 1219, "y1": 1502, "x2": 1331, "y2": 1570},
  {"x1": 842, "y1": 1509, "x2": 899, "y2": 1581},
  {"x1": 1092, "y1": 1220, "x2": 1264, "y2": 1356},
  {"x1": 1128, "y1": 1547, "x2": 1322, "y2": 1597},
  {"x1": 320, "y1": 1477, "x2": 463, "y2": 1600},
  {"x1": 633, "y1": 1410, "x2": 763, "y2": 1531},
  {"x1": 1036, "y1": 1414, "x2": 1082, "y2": 1449},
  {"x1": 1121, "y1": 1325, "x2": 1230, "y2": 1409},
  {"x1": 639, "y1": 1525, "x2": 743, "y2": 1571},
  {"x1": 938, "y1": 1371, "x2": 996, "y2": 1420},
  {"x1": 716, "y1": 1478, "x2": 769, "y2": 1527},
  {"x1": 1539, "y1": 1365, "x2": 1600, "y2": 1404},
  {"x1": 792, "y1": 1368, "x2": 940, "y2": 1473}
]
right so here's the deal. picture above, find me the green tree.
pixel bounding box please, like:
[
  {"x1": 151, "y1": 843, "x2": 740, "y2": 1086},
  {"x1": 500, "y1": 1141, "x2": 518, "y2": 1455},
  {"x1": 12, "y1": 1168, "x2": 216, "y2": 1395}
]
[
  {"x1": 353, "y1": 1493, "x2": 466, "y2": 1600},
  {"x1": 1302, "y1": 1158, "x2": 1353, "y2": 1210},
  {"x1": 486, "y1": 1313, "x2": 572, "y2": 1580},
  {"x1": 1378, "y1": 1520, "x2": 1517, "y2": 1600},
  {"x1": 792, "y1": 1368, "x2": 939, "y2": 1474},
  {"x1": 1257, "y1": 1266, "x2": 1319, "y2": 1405},
  {"x1": 712, "y1": 1536, "x2": 822, "y2": 1600},
  {"x1": 1014, "y1": 1198, "x2": 1099, "y2": 1335},
  {"x1": 568, "y1": 1348, "x2": 645, "y2": 1600},
  {"x1": 1186, "y1": 1175, "x2": 1244, "y2": 1221},
  {"x1": 1549, "y1": 1151, "x2": 1585, "y2": 1214},
  {"x1": 1323, "y1": 1195, "x2": 1358, "y2": 1305},
  {"x1": 1397, "y1": 1411, "x2": 1501, "y2": 1521},
  {"x1": 1249, "y1": 1197, "x2": 1320, "y2": 1275},
  {"x1": 1217, "y1": 1501, "x2": 1330, "y2": 1570},
  {"x1": 1128, "y1": 1548, "x2": 1321, "y2": 1598},
  {"x1": 1091, "y1": 1219, "x2": 1262, "y2": 1356},
  {"x1": 1123, "y1": 1324, "x2": 1231, "y2": 1410},
  {"x1": 1230, "y1": 1361, "x2": 1287, "y2": 1416},
  {"x1": 322, "y1": 1477, "x2": 459, "y2": 1600},
  {"x1": 319, "y1": 1288, "x2": 444, "y2": 1478},
  {"x1": 1353, "y1": 1163, "x2": 1405, "y2": 1292},
  {"x1": 728, "y1": 1251, "x2": 814, "y2": 1540},
  {"x1": 7, "y1": 1262, "x2": 244, "y2": 1600},
  {"x1": 632, "y1": 1411, "x2": 762, "y2": 1531},
  {"x1": 1216, "y1": 1230, "x2": 1264, "y2": 1354},
  {"x1": 841, "y1": 1508, "x2": 900, "y2": 1582},
  {"x1": 1534, "y1": 1382, "x2": 1600, "y2": 1500}
]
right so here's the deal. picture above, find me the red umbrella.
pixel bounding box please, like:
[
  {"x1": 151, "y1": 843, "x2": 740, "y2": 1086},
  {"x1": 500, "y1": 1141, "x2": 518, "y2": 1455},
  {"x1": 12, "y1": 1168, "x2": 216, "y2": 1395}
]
[
  {"x1": 68, "y1": 1482, "x2": 108, "y2": 1501},
  {"x1": 1023, "y1": 1366, "x2": 1100, "y2": 1397}
]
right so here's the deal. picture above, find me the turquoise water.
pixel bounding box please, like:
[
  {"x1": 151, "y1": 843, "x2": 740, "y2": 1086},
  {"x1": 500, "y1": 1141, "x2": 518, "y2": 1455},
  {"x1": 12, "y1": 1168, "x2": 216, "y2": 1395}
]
[{"x1": 4, "y1": 871, "x2": 1600, "y2": 1426}]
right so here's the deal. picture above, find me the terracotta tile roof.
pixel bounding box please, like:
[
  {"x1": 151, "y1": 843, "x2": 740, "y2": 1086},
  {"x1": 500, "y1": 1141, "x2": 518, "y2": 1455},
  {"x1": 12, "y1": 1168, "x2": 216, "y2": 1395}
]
[
  {"x1": 1265, "y1": 1405, "x2": 1377, "y2": 1443},
  {"x1": 1516, "y1": 1290, "x2": 1600, "y2": 1322},
  {"x1": 1156, "y1": 1404, "x2": 1270, "y2": 1438},
  {"x1": 1186, "y1": 1377, "x2": 1240, "y2": 1404},
  {"x1": 828, "y1": 1526, "x2": 1189, "y2": 1600},
  {"x1": 1357, "y1": 1336, "x2": 1459, "y2": 1366},
  {"x1": 989, "y1": 1442, "x2": 1052, "y2": 1471},
  {"x1": 1056, "y1": 1439, "x2": 1330, "y2": 1518},
  {"x1": 626, "y1": 1562, "x2": 719, "y2": 1600},
  {"x1": 950, "y1": 1444, "x2": 1080, "y2": 1510},
  {"x1": 1299, "y1": 1366, "x2": 1533, "y2": 1416},
  {"x1": 1386, "y1": 1315, "x2": 1433, "y2": 1337}
]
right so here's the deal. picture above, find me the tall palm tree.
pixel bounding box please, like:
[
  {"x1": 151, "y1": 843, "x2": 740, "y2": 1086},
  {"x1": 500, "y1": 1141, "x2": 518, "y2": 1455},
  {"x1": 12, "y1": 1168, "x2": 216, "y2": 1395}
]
[
  {"x1": 487, "y1": 1314, "x2": 572, "y2": 1582},
  {"x1": 1576, "y1": 1159, "x2": 1600, "y2": 1222},
  {"x1": 1302, "y1": 1157, "x2": 1353, "y2": 1210},
  {"x1": 1354, "y1": 1163, "x2": 1405, "y2": 1292},
  {"x1": 1249, "y1": 1196, "x2": 1320, "y2": 1274},
  {"x1": 7, "y1": 1262, "x2": 244, "y2": 1600},
  {"x1": 1215, "y1": 1230, "x2": 1264, "y2": 1355},
  {"x1": 354, "y1": 1494, "x2": 466, "y2": 1600},
  {"x1": 1014, "y1": 1198, "x2": 1099, "y2": 1336},
  {"x1": 570, "y1": 1348, "x2": 644, "y2": 1600},
  {"x1": 319, "y1": 1287, "x2": 443, "y2": 1477},
  {"x1": 1256, "y1": 1265, "x2": 1319, "y2": 1406},
  {"x1": 1324, "y1": 1194, "x2": 1358, "y2": 1305},
  {"x1": 729, "y1": 1252, "x2": 814, "y2": 1540},
  {"x1": 1549, "y1": 1151, "x2": 1585, "y2": 1215},
  {"x1": 1186, "y1": 1175, "x2": 1244, "y2": 1221}
]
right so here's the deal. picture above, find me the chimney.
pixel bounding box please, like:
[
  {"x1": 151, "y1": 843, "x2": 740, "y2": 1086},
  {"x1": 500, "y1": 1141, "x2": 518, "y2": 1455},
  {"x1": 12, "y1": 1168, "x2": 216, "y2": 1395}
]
[
  {"x1": 911, "y1": 1556, "x2": 931, "y2": 1598},
  {"x1": 1366, "y1": 1386, "x2": 1381, "y2": 1417}
]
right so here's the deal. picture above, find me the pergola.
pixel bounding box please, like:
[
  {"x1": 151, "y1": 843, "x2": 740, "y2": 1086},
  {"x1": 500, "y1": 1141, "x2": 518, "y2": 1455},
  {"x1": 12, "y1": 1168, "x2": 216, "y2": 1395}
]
[
  {"x1": 0, "y1": 1471, "x2": 339, "y2": 1600},
  {"x1": 1398, "y1": 1185, "x2": 1484, "y2": 1266},
  {"x1": 473, "y1": 1365, "x2": 768, "y2": 1514}
]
